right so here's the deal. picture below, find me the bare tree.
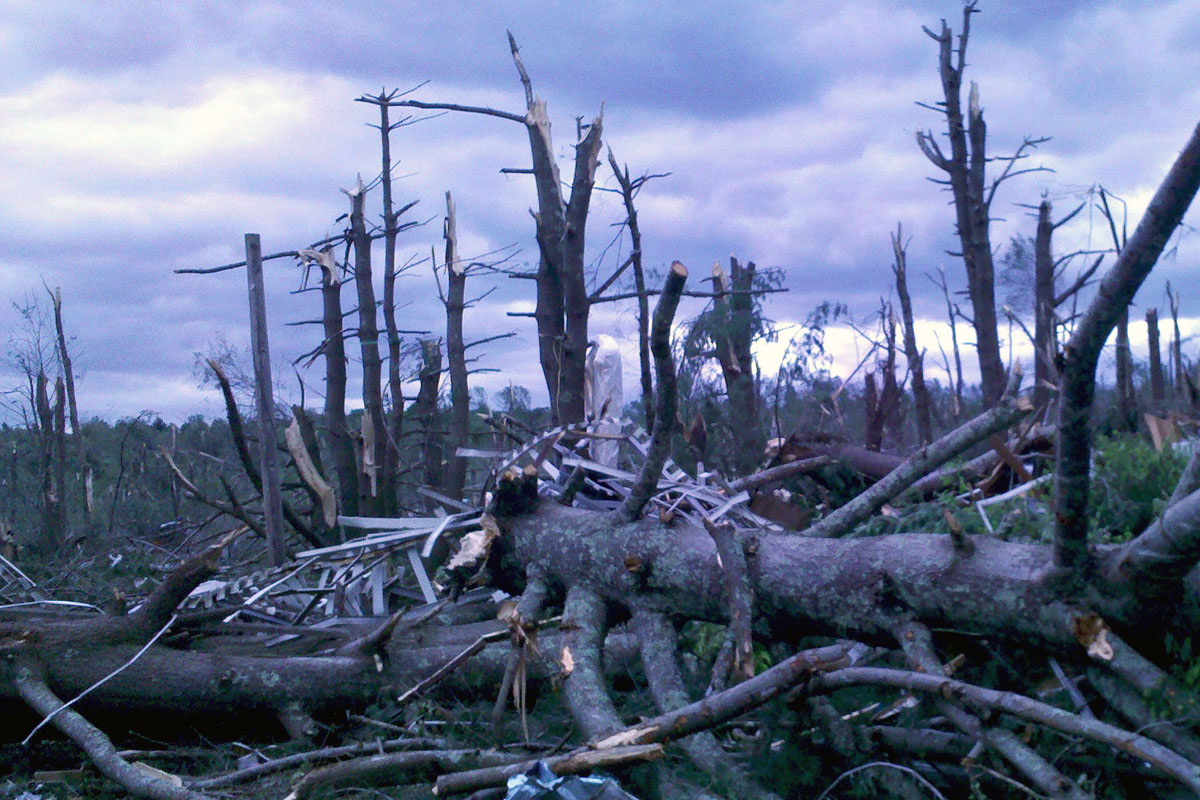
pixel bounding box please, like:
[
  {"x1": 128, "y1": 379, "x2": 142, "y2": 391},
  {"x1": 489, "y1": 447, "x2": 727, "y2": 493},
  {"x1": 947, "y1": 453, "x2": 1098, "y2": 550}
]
[
  {"x1": 1147, "y1": 307, "x2": 1166, "y2": 411},
  {"x1": 440, "y1": 193, "x2": 469, "y2": 502},
  {"x1": 916, "y1": 2, "x2": 1047, "y2": 406},
  {"x1": 391, "y1": 33, "x2": 603, "y2": 425},
  {"x1": 346, "y1": 180, "x2": 394, "y2": 515},
  {"x1": 605, "y1": 148, "x2": 660, "y2": 428},
  {"x1": 414, "y1": 338, "x2": 443, "y2": 501},
  {"x1": 891, "y1": 225, "x2": 932, "y2": 444}
]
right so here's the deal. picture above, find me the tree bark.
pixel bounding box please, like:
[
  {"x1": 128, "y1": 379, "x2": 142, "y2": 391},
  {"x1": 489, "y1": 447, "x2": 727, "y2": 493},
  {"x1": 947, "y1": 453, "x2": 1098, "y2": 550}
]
[
  {"x1": 917, "y1": 5, "x2": 1008, "y2": 406},
  {"x1": 244, "y1": 233, "x2": 287, "y2": 566},
  {"x1": 1147, "y1": 307, "x2": 1165, "y2": 411},
  {"x1": 416, "y1": 338, "x2": 444, "y2": 500},
  {"x1": 711, "y1": 257, "x2": 765, "y2": 474},
  {"x1": 348, "y1": 182, "x2": 392, "y2": 515},
  {"x1": 1116, "y1": 310, "x2": 1135, "y2": 429},
  {"x1": 311, "y1": 248, "x2": 359, "y2": 517},
  {"x1": 443, "y1": 192, "x2": 470, "y2": 503},
  {"x1": 892, "y1": 226, "x2": 933, "y2": 444},
  {"x1": 1034, "y1": 201, "x2": 1057, "y2": 411},
  {"x1": 1053, "y1": 116, "x2": 1200, "y2": 577}
]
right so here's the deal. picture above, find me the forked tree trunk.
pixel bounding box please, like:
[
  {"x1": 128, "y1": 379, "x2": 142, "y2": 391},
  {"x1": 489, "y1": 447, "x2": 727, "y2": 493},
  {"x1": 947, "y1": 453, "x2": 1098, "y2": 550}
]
[
  {"x1": 390, "y1": 35, "x2": 604, "y2": 426},
  {"x1": 712, "y1": 257, "x2": 764, "y2": 474},
  {"x1": 348, "y1": 182, "x2": 392, "y2": 515},
  {"x1": 917, "y1": 5, "x2": 1038, "y2": 407}
]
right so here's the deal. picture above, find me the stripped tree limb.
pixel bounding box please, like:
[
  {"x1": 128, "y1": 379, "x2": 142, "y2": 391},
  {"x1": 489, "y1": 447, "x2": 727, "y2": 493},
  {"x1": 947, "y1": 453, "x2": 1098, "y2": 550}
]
[
  {"x1": 1087, "y1": 667, "x2": 1200, "y2": 766},
  {"x1": 802, "y1": 367, "x2": 1030, "y2": 538},
  {"x1": 807, "y1": 667, "x2": 1200, "y2": 796},
  {"x1": 616, "y1": 260, "x2": 688, "y2": 522},
  {"x1": 892, "y1": 620, "x2": 1089, "y2": 800},
  {"x1": 726, "y1": 455, "x2": 834, "y2": 494},
  {"x1": 159, "y1": 448, "x2": 266, "y2": 540},
  {"x1": 289, "y1": 748, "x2": 518, "y2": 800},
  {"x1": 589, "y1": 641, "x2": 856, "y2": 749},
  {"x1": 11, "y1": 662, "x2": 216, "y2": 800},
  {"x1": 1054, "y1": 116, "x2": 1200, "y2": 577},
  {"x1": 191, "y1": 735, "x2": 446, "y2": 790},
  {"x1": 561, "y1": 584, "x2": 623, "y2": 739},
  {"x1": 606, "y1": 147, "x2": 656, "y2": 427},
  {"x1": 207, "y1": 360, "x2": 321, "y2": 546},
  {"x1": 702, "y1": 518, "x2": 755, "y2": 682},
  {"x1": 633, "y1": 609, "x2": 779, "y2": 800}
]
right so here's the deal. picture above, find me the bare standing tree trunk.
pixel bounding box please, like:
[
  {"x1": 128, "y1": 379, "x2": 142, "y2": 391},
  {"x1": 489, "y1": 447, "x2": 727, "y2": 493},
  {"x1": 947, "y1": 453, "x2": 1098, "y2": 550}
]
[
  {"x1": 1033, "y1": 201, "x2": 1057, "y2": 411},
  {"x1": 390, "y1": 34, "x2": 603, "y2": 425},
  {"x1": 47, "y1": 288, "x2": 81, "y2": 458},
  {"x1": 34, "y1": 372, "x2": 64, "y2": 550},
  {"x1": 892, "y1": 225, "x2": 932, "y2": 444},
  {"x1": 358, "y1": 91, "x2": 408, "y2": 509},
  {"x1": 244, "y1": 233, "x2": 287, "y2": 566},
  {"x1": 1147, "y1": 308, "x2": 1165, "y2": 412},
  {"x1": 917, "y1": 3, "x2": 1045, "y2": 407},
  {"x1": 711, "y1": 257, "x2": 765, "y2": 475},
  {"x1": 347, "y1": 180, "x2": 392, "y2": 515},
  {"x1": 307, "y1": 247, "x2": 359, "y2": 517},
  {"x1": 1168, "y1": 282, "x2": 1185, "y2": 403},
  {"x1": 442, "y1": 192, "x2": 469, "y2": 502},
  {"x1": 47, "y1": 285, "x2": 89, "y2": 515},
  {"x1": 415, "y1": 339, "x2": 443, "y2": 501},
  {"x1": 606, "y1": 149, "x2": 655, "y2": 428}
]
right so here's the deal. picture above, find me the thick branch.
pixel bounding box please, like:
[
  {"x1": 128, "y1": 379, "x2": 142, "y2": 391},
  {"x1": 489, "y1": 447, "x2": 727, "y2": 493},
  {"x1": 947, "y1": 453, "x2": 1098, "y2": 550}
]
[
  {"x1": 615, "y1": 261, "x2": 687, "y2": 522},
  {"x1": 802, "y1": 370, "x2": 1030, "y2": 538},
  {"x1": 12, "y1": 663, "x2": 215, "y2": 800},
  {"x1": 1054, "y1": 116, "x2": 1200, "y2": 575},
  {"x1": 808, "y1": 667, "x2": 1200, "y2": 795}
]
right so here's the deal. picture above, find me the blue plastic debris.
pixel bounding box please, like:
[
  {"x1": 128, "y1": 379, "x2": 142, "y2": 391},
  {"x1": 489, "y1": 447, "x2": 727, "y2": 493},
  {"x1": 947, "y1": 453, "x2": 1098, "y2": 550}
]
[{"x1": 504, "y1": 760, "x2": 641, "y2": 800}]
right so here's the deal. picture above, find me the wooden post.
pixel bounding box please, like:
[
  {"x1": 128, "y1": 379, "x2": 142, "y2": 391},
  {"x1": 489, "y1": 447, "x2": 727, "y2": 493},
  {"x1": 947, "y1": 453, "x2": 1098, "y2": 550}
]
[{"x1": 245, "y1": 233, "x2": 287, "y2": 566}]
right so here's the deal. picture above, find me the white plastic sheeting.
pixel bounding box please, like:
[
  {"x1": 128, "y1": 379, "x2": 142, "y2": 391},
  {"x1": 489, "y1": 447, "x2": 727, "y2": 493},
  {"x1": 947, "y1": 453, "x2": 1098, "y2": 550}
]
[{"x1": 586, "y1": 334, "x2": 624, "y2": 467}]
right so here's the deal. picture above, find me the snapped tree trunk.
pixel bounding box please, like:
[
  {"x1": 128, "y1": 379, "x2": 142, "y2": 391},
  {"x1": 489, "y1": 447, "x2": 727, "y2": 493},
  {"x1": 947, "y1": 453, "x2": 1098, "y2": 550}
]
[
  {"x1": 917, "y1": 4, "x2": 1032, "y2": 407},
  {"x1": 606, "y1": 149, "x2": 654, "y2": 429},
  {"x1": 892, "y1": 225, "x2": 933, "y2": 445},
  {"x1": 315, "y1": 248, "x2": 359, "y2": 517},
  {"x1": 348, "y1": 181, "x2": 392, "y2": 515},
  {"x1": 1148, "y1": 307, "x2": 1165, "y2": 412},
  {"x1": 442, "y1": 192, "x2": 470, "y2": 502},
  {"x1": 415, "y1": 338, "x2": 444, "y2": 501},
  {"x1": 1033, "y1": 201, "x2": 1057, "y2": 411},
  {"x1": 34, "y1": 371, "x2": 64, "y2": 550},
  {"x1": 711, "y1": 257, "x2": 765, "y2": 474}
]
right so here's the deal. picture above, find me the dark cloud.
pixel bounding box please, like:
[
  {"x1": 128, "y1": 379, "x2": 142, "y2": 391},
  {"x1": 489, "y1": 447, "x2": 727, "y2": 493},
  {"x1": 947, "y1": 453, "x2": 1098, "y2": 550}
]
[{"x1": 2, "y1": 0, "x2": 1199, "y2": 419}]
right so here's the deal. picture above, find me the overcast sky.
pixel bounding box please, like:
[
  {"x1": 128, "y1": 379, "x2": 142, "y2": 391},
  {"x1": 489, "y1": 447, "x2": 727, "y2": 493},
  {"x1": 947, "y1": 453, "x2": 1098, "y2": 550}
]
[{"x1": 2, "y1": 0, "x2": 1199, "y2": 423}]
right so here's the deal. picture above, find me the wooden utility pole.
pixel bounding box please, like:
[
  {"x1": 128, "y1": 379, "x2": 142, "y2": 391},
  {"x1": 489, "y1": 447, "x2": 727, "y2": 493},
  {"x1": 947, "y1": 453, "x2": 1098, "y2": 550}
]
[{"x1": 245, "y1": 233, "x2": 287, "y2": 566}]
